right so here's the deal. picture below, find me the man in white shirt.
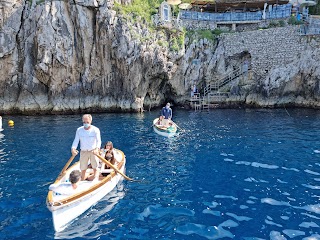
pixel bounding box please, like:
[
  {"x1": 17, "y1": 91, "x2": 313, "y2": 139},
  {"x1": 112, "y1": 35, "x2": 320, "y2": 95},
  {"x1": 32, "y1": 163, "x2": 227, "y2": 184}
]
[{"x1": 71, "y1": 114, "x2": 101, "y2": 180}]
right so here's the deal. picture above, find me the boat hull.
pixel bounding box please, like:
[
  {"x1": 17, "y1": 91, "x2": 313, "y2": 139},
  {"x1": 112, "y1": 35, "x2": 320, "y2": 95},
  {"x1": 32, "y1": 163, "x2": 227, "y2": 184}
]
[
  {"x1": 152, "y1": 118, "x2": 177, "y2": 137},
  {"x1": 47, "y1": 150, "x2": 125, "y2": 232}
]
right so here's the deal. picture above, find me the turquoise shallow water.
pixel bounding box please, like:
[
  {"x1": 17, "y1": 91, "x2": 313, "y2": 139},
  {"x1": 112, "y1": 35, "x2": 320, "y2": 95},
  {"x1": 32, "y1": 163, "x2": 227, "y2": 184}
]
[{"x1": 0, "y1": 109, "x2": 320, "y2": 240}]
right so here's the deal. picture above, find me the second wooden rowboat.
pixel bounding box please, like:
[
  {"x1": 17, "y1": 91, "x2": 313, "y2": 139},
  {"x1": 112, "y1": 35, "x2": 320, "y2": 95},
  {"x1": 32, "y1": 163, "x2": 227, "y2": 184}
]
[{"x1": 152, "y1": 118, "x2": 177, "y2": 137}]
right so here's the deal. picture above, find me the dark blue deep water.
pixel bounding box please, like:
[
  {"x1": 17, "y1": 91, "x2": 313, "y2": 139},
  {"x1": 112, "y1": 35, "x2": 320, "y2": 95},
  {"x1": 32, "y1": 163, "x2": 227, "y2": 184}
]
[{"x1": 1, "y1": 109, "x2": 320, "y2": 240}]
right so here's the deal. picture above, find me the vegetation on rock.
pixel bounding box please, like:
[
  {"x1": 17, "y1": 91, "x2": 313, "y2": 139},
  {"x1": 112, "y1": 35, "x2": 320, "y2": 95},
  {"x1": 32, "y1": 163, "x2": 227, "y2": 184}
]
[
  {"x1": 186, "y1": 29, "x2": 223, "y2": 43},
  {"x1": 309, "y1": 1, "x2": 320, "y2": 15},
  {"x1": 114, "y1": 0, "x2": 162, "y2": 23},
  {"x1": 28, "y1": 0, "x2": 45, "y2": 5},
  {"x1": 287, "y1": 16, "x2": 303, "y2": 25}
]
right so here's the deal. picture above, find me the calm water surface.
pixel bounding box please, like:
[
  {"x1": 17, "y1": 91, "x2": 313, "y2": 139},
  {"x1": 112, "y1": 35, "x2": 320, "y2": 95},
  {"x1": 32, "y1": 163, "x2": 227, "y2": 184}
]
[{"x1": 0, "y1": 109, "x2": 320, "y2": 240}]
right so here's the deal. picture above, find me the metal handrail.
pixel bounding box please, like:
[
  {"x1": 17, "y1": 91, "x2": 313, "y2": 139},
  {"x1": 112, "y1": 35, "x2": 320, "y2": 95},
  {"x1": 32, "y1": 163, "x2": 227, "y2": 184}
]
[
  {"x1": 203, "y1": 66, "x2": 245, "y2": 95},
  {"x1": 180, "y1": 4, "x2": 292, "y2": 22}
]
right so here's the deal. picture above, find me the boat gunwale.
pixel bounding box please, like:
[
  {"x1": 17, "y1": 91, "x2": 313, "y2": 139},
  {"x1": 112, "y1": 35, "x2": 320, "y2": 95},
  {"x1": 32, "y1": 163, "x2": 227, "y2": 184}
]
[
  {"x1": 46, "y1": 150, "x2": 125, "y2": 208},
  {"x1": 152, "y1": 118, "x2": 177, "y2": 133}
]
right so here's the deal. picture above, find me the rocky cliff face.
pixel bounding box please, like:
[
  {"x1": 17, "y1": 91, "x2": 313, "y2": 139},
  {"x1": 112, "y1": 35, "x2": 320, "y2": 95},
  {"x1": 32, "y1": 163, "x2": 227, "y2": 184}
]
[
  {"x1": 217, "y1": 26, "x2": 320, "y2": 107},
  {"x1": 0, "y1": 0, "x2": 320, "y2": 114},
  {"x1": 0, "y1": 0, "x2": 189, "y2": 113}
]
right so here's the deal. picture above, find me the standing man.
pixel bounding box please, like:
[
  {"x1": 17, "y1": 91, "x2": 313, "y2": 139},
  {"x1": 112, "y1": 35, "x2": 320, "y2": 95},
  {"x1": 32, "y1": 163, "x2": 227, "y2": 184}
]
[
  {"x1": 71, "y1": 114, "x2": 101, "y2": 181},
  {"x1": 161, "y1": 103, "x2": 172, "y2": 127}
]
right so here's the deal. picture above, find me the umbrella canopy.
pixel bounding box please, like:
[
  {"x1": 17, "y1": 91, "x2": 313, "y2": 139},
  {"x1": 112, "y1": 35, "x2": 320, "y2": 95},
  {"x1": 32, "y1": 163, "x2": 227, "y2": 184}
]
[
  {"x1": 179, "y1": 3, "x2": 192, "y2": 9},
  {"x1": 167, "y1": 0, "x2": 182, "y2": 5}
]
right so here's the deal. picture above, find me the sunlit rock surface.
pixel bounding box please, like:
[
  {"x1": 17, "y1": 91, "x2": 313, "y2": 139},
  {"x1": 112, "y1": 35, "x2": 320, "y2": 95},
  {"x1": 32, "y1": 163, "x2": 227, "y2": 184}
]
[{"x1": 0, "y1": 0, "x2": 320, "y2": 114}]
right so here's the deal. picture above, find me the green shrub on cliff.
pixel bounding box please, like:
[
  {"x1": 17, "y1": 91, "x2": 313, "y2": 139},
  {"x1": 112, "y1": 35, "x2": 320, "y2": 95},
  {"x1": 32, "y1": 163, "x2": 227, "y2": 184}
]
[
  {"x1": 309, "y1": 1, "x2": 320, "y2": 15},
  {"x1": 170, "y1": 37, "x2": 180, "y2": 51},
  {"x1": 288, "y1": 16, "x2": 303, "y2": 25},
  {"x1": 114, "y1": 0, "x2": 188, "y2": 51},
  {"x1": 157, "y1": 27, "x2": 185, "y2": 51},
  {"x1": 114, "y1": 0, "x2": 163, "y2": 23},
  {"x1": 27, "y1": 0, "x2": 45, "y2": 4},
  {"x1": 268, "y1": 21, "x2": 280, "y2": 27},
  {"x1": 186, "y1": 29, "x2": 222, "y2": 43},
  {"x1": 177, "y1": 31, "x2": 185, "y2": 47},
  {"x1": 157, "y1": 40, "x2": 169, "y2": 47},
  {"x1": 279, "y1": 20, "x2": 285, "y2": 27}
]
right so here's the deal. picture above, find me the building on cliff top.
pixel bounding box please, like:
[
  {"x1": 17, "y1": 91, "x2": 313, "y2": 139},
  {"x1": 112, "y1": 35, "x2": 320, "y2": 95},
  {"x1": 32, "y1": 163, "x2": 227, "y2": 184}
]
[
  {"x1": 183, "y1": 0, "x2": 315, "y2": 20},
  {"x1": 154, "y1": 0, "x2": 316, "y2": 31}
]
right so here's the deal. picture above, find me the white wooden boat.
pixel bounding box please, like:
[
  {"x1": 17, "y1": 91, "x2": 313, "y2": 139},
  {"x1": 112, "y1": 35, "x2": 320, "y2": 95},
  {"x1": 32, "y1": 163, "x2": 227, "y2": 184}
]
[
  {"x1": 46, "y1": 149, "x2": 126, "y2": 232},
  {"x1": 153, "y1": 118, "x2": 177, "y2": 137}
]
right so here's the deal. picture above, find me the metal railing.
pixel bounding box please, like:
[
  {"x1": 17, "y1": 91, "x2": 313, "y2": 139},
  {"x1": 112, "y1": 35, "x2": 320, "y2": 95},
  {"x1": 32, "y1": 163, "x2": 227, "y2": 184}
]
[
  {"x1": 181, "y1": 10, "x2": 262, "y2": 22},
  {"x1": 180, "y1": 4, "x2": 292, "y2": 22},
  {"x1": 203, "y1": 66, "x2": 245, "y2": 96}
]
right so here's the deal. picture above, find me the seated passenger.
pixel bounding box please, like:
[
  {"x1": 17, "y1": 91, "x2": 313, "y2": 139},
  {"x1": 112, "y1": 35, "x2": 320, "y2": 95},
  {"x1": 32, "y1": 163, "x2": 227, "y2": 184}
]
[
  {"x1": 156, "y1": 115, "x2": 164, "y2": 126},
  {"x1": 100, "y1": 152, "x2": 116, "y2": 176},
  {"x1": 49, "y1": 170, "x2": 81, "y2": 195},
  {"x1": 101, "y1": 141, "x2": 115, "y2": 156},
  {"x1": 166, "y1": 122, "x2": 175, "y2": 133}
]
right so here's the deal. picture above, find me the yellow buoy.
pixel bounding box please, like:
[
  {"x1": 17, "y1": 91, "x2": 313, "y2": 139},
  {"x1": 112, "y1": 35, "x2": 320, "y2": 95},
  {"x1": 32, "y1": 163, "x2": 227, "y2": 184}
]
[{"x1": 8, "y1": 120, "x2": 14, "y2": 127}]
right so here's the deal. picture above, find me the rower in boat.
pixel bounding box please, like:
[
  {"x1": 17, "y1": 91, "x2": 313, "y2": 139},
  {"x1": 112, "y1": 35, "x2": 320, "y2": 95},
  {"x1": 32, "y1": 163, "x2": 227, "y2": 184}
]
[
  {"x1": 71, "y1": 114, "x2": 101, "y2": 181},
  {"x1": 161, "y1": 103, "x2": 173, "y2": 127}
]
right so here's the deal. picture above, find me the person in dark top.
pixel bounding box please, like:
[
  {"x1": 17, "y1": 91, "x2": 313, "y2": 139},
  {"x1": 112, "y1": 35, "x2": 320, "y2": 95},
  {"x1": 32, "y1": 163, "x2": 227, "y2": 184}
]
[
  {"x1": 100, "y1": 151, "x2": 116, "y2": 176},
  {"x1": 161, "y1": 103, "x2": 172, "y2": 127}
]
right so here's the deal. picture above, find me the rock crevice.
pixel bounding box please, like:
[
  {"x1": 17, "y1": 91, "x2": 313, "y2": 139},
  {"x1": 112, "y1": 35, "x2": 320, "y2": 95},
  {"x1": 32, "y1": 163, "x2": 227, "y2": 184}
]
[{"x1": 0, "y1": 1, "x2": 320, "y2": 114}]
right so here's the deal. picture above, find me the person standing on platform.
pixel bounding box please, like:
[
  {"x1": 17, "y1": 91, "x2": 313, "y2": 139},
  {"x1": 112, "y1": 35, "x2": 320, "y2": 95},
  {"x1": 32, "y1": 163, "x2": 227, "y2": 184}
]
[
  {"x1": 191, "y1": 84, "x2": 197, "y2": 98},
  {"x1": 161, "y1": 103, "x2": 172, "y2": 127},
  {"x1": 71, "y1": 114, "x2": 101, "y2": 181}
]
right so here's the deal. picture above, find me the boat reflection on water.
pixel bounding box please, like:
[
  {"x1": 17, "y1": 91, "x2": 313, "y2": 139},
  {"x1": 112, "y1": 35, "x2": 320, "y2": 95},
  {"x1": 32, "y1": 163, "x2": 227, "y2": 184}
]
[
  {"x1": 54, "y1": 181, "x2": 125, "y2": 239},
  {"x1": 0, "y1": 131, "x2": 4, "y2": 140},
  {"x1": 0, "y1": 128, "x2": 5, "y2": 156}
]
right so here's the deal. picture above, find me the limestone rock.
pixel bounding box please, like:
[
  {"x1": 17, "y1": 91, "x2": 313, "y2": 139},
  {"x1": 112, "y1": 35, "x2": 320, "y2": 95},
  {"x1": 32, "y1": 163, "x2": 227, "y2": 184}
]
[
  {"x1": 74, "y1": 0, "x2": 99, "y2": 7},
  {"x1": 1, "y1": 0, "x2": 320, "y2": 114}
]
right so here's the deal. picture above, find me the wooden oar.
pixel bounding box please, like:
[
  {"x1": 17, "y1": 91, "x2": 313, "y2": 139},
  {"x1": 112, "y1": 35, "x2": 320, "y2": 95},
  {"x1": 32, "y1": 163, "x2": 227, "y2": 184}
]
[
  {"x1": 172, "y1": 121, "x2": 184, "y2": 131},
  {"x1": 94, "y1": 153, "x2": 135, "y2": 181},
  {"x1": 42, "y1": 154, "x2": 77, "y2": 186},
  {"x1": 58, "y1": 154, "x2": 77, "y2": 177}
]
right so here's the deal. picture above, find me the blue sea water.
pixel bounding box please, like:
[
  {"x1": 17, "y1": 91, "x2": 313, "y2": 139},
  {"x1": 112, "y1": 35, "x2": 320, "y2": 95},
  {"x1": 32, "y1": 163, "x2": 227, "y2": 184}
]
[{"x1": 0, "y1": 109, "x2": 320, "y2": 240}]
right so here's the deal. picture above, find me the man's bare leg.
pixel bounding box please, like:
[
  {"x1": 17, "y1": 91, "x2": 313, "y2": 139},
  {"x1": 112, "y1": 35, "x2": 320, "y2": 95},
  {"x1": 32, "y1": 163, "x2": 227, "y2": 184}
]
[
  {"x1": 93, "y1": 169, "x2": 98, "y2": 180},
  {"x1": 81, "y1": 170, "x2": 86, "y2": 181}
]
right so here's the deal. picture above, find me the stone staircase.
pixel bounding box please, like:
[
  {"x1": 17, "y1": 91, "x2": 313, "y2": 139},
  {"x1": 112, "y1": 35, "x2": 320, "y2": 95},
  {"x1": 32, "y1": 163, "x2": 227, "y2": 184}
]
[{"x1": 190, "y1": 64, "x2": 250, "y2": 110}]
